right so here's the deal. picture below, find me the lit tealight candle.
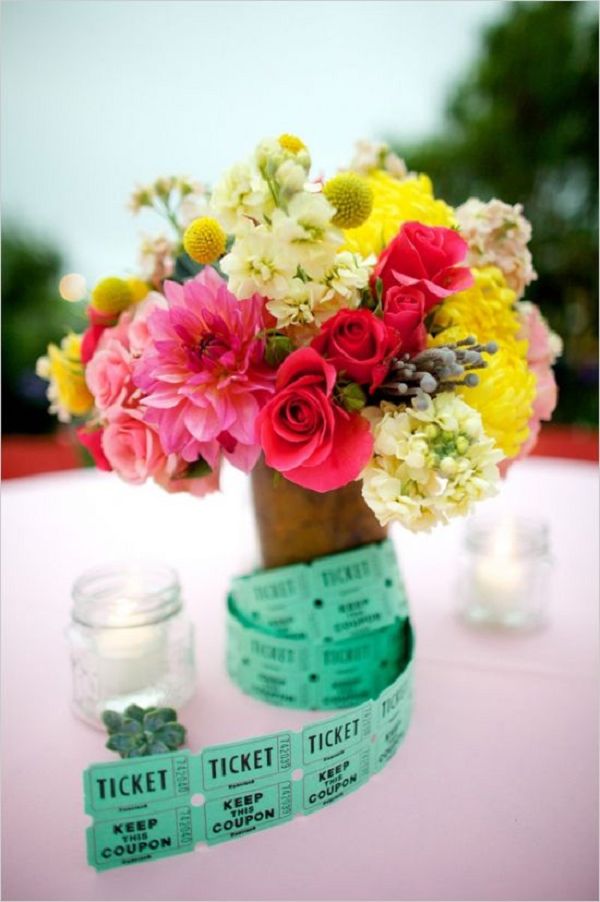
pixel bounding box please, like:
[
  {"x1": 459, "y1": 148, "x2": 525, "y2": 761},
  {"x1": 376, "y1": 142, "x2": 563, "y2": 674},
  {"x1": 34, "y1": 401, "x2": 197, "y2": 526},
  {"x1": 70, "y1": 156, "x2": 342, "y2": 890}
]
[
  {"x1": 474, "y1": 517, "x2": 525, "y2": 612},
  {"x1": 96, "y1": 596, "x2": 168, "y2": 703},
  {"x1": 459, "y1": 514, "x2": 551, "y2": 630},
  {"x1": 69, "y1": 563, "x2": 196, "y2": 726}
]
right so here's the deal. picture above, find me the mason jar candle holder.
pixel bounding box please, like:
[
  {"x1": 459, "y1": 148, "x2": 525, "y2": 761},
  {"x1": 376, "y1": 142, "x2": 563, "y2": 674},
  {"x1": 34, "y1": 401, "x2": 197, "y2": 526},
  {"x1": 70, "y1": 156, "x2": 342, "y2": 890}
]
[
  {"x1": 457, "y1": 515, "x2": 552, "y2": 631},
  {"x1": 68, "y1": 563, "x2": 196, "y2": 727}
]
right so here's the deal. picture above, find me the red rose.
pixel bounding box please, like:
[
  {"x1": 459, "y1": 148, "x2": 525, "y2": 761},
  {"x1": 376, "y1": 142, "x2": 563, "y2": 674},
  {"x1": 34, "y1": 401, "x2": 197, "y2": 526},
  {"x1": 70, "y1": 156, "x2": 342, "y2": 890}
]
[
  {"x1": 373, "y1": 221, "x2": 473, "y2": 311},
  {"x1": 383, "y1": 285, "x2": 427, "y2": 355},
  {"x1": 311, "y1": 308, "x2": 398, "y2": 390},
  {"x1": 76, "y1": 426, "x2": 113, "y2": 472},
  {"x1": 257, "y1": 347, "x2": 373, "y2": 493}
]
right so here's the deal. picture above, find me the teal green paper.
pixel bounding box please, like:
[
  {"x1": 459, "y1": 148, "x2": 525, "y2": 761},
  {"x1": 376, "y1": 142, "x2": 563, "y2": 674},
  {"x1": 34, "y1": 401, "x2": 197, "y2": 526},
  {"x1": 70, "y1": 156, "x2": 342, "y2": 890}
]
[{"x1": 84, "y1": 540, "x2": 413, "y2": 871}]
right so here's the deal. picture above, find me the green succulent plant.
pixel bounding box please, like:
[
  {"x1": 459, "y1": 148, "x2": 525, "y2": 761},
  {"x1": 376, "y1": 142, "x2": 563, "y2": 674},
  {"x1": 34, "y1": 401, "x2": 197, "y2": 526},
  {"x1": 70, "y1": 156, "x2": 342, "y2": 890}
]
[{"x1": 101, "y1": 705, "x2": 187, "y2": 759}]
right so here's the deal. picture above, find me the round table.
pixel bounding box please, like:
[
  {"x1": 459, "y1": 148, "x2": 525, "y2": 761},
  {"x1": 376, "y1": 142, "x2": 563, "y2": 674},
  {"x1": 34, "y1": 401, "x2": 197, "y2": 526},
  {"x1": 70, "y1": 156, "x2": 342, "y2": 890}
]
[{"x1": 2, "y1": 458, "x2": 598, "y2": 901}]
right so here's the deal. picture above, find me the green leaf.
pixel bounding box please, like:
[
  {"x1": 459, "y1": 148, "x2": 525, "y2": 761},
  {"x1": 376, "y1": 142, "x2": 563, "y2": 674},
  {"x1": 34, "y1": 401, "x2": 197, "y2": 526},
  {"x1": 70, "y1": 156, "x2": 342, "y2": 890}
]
[
  {"x1": 339, "y1": 382, "x2": 367, "y2": 412},
  {"x1": 181, "y1": 457, "x2": 212, "y2": 479},
  {"x1": 123, "y1": 704, "x2": 146, "y2": 724},
  {"x1": 265, "y1": 333, "x2": 293, "y2": 368},
  {"x1": 120, "y1": 718, "x2": 144, "y2": 736},
  {"x1": 101, "y1": 710, "x2": 123, "y2": 734},
  {"x1": 122, "y1": 743, "x2": 148, "y2": 759},
  {"x1": 154, "y1": 723, "x2": 186, "y2": 749},
  {"x1": 172, "y1": 252, "x2": 204, "y2": 284},
  {"x1": 106, "y1": 733, "x2": 140, "y2": 754},
  {"x1": 143, "y1": 707, "x2": 177, "y2": 733},
  {"x1": 148, "y1": 740, "x2": 170, "y2": 755}
]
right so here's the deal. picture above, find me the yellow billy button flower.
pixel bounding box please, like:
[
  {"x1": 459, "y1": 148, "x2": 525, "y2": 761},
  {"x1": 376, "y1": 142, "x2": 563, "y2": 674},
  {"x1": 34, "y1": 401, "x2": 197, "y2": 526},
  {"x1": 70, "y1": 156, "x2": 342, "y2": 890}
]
[
  {"x1": 183, "y1": 216, "x2": 227, "y2": 265},
  {"x1": 91, "y1": 277, "x2": 134, "y2": 316},
  {"x1": 126, "y1": 277, "x2": 150, "y2": 303},
  {"x1": 323, "y1": 173, "x2": 374, "y2": 229},
  {"x1": 278, "y1": 133, "x2": 306, "y2": 154}
]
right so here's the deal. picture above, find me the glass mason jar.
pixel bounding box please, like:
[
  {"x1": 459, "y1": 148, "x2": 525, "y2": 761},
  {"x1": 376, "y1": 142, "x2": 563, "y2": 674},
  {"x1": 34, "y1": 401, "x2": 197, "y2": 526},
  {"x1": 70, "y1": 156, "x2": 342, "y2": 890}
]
[
  {"x1": 457, "y1": 515, "x2": 552, "y2": 630},
  {"x1": 251, "y1": 456, "x2": 388, "y2": 569},
  {"x1": 68, "y1": 563, "x2": 196, "y2": 727}
]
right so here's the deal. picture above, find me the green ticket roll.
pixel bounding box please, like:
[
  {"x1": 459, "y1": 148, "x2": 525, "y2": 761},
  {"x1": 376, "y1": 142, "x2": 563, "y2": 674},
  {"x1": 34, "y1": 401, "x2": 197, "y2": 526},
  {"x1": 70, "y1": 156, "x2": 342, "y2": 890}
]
[{"x1": 84, "y1": 540, "x2": 414, "y2": 871}]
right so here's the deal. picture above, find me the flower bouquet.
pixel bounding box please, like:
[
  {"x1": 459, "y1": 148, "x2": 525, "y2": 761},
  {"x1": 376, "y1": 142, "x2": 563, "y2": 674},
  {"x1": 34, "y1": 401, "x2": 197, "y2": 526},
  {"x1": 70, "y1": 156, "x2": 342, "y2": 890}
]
[{"x1": 38, "y1": 135, "x2": 561, "y2": 568}]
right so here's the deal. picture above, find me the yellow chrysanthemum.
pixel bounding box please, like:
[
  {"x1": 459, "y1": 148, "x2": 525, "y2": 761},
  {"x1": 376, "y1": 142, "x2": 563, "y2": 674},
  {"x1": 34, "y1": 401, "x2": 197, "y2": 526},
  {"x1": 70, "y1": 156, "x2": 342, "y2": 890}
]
[
  {"x1": 430, "y1": 266, "x2": 521, "y2": 348},
  {"x1": 455, "y1": 345, "x2": 536, "y2": 458},
  {"x1": 36, "y1": 333, "x2": 93, "y2": 423},
  {"x1": 278, "y1": 133, "x2": 306, "y2": 154},
  {"x1": 430, "y1": 267, "x2": 535, "y2": 457},
  {"x1": 91, "y1": 277, "x2": 134, "y2": 316},
  {"x1": 183, "y1": 216, "x2": 227, "y2": 264},
  {"x1": 323, "y1": 173, "x2": 373, "y2": 228},
  {"x1": 342, "y1": 170, "x2": 456, "y2": 257}
]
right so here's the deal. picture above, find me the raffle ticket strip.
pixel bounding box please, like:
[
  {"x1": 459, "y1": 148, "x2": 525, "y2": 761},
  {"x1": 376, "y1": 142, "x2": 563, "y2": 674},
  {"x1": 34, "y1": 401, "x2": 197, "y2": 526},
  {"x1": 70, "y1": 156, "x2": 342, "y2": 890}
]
[{"x1": 84, "y1": 540, "x2": 414, "y2": 870}]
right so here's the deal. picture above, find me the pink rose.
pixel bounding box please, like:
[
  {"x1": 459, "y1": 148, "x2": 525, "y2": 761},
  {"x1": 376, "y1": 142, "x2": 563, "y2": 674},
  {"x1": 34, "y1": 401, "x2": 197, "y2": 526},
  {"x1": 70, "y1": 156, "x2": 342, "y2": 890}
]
[
  {"x1": 85, "y1": 338, "x2": 133, "y2": 416},
  {"x1": 257, "y1": 347, "x2": 373, "y2": 492},
  {"x1": 128, "y1": 293, "x2": 167, "y2": 355},
  {"x1": 102, "y1": 413, "x2": 167, "y2": 485},
  {"x1": 382, "y1": 285, "x2": 427, "y2": 355},
  {"x1": 76, "y1": 426, "x2": 112, "y2": 471},
  {"x1": 311, "y1": 308, "x2": 398, "y2": 390},
  {"x1": 154, "y1": 456, "x2": 220, "y2": 497},
  {"x1": 373, "y1": 221, "x2": 473, "y2": 311}
]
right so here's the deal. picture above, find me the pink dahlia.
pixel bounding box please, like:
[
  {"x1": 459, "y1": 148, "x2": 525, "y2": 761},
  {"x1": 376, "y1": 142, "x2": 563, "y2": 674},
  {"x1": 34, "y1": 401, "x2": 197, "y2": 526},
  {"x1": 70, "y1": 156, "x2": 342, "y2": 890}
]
[{"x1": 134, "y1": 268, "x2": 274, "y2": 472}]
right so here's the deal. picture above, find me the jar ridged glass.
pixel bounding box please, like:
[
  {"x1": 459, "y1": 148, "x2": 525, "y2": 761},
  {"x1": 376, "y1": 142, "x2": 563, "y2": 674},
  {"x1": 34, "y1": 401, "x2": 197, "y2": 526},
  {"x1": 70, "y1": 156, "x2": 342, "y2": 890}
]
[{"x1": 68, "y1": 563, "x2": 195, "y2": 727}]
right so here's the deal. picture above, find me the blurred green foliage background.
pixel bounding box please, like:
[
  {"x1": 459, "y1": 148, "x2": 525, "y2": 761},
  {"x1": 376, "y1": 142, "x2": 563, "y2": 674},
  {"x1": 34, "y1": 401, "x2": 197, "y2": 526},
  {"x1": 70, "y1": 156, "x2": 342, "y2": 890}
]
[
  {"x1": 2, "y1": 231, "x2": 86, "y2": 434},
  {"x1": 391, "y1": 1, "x2": 598, "y2": 426},
  {"x1": 1, "y1": 1, "x2": 597, "y2": 435}
]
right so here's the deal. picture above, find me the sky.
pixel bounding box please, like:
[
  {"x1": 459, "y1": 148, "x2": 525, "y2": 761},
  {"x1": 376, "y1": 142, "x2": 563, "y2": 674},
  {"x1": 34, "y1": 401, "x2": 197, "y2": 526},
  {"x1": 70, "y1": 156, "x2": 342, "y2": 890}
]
[{"x1": 2, "y1": 0, "x2": 504, "y2": 282}]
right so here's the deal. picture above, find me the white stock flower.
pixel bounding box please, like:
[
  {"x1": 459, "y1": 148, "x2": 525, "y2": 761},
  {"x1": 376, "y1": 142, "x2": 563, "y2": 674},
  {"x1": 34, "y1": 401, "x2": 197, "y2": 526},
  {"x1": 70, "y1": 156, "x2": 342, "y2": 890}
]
[
  {"x1": 210, "y1": 162, "x2": 273, "y2": 232},
  {"x1": 361, "y1": 394, "x2": 503, "y2": 532},
  {"x1": 177, "y1": 190, "x2": 212, "y2": 229},
  {"x1": 220, "y1": 225, "x2": 297, "y2": 300},
  {"x1": 271, "y1": 192, "x2": 341, "y2": 280},
  {"x1": 325, "y1": 251, "x2": 374, "y2": 301},
  {"x1": 350, "y1": 139, "x2": 409, "y2": 180},
  {"x1": 304, "y1": 251, "x2": 375, "y2": 325},
  {"x1": 274, "y1": 159, "x2": 307, "y2": 194},
  {"x1": 138, "y1": 234, "x2": 176, "y2": 285},
  {"x1": 455, "y1": 198, "x2": 537, "y2": 299},
  {"x1": 266, "y1": 278, "x2": 327, "y2": 328}
]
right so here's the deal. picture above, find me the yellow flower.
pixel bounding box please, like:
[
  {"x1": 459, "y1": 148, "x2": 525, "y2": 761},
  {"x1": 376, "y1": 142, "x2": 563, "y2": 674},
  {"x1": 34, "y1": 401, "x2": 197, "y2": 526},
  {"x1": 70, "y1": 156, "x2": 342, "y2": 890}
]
[
  {"x1": 36, "y1": 333, "x2": 93, "y2": 423},
  {"x1": 278, "y1": 133, "x2": 306, "y2": 154},
  {"x1": 430, "y1": 267, "x2": 536, "y2": 457},
  {"x1": 126, "y1": 277, "x2": 150, "y2": 303},
  {"x1": 91, "y1": 277, "x2": 134, "y2": 316},
  {"x1": 183, "y1": 216, "x2": 227, "y2": 264},
  {"x1": 323, "y1": 173, "x2": 373, "y2": 228},
  {"x1": 342, "y1": 170, "x2": 456, "y2": 257},
  {"x1": 455, "y1": 345, "x2": 536, "y2": 458},
  {"x1": 430, "y1": 266, "x2": 521, "y2": 347}
]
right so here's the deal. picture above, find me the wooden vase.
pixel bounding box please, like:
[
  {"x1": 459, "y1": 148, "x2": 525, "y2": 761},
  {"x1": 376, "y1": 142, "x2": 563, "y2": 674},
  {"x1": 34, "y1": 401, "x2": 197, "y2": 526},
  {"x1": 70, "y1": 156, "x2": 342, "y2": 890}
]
[{"x1": 250, "y1": 457, "x2": 388, "y2": 570}]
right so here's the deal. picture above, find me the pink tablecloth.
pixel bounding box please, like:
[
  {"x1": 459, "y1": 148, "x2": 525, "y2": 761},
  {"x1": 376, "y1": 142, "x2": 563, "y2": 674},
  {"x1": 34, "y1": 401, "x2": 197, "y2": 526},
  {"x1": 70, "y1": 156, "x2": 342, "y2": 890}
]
[{"x1": 1, "y1": 459, "x2": 598, "y2": 901}]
